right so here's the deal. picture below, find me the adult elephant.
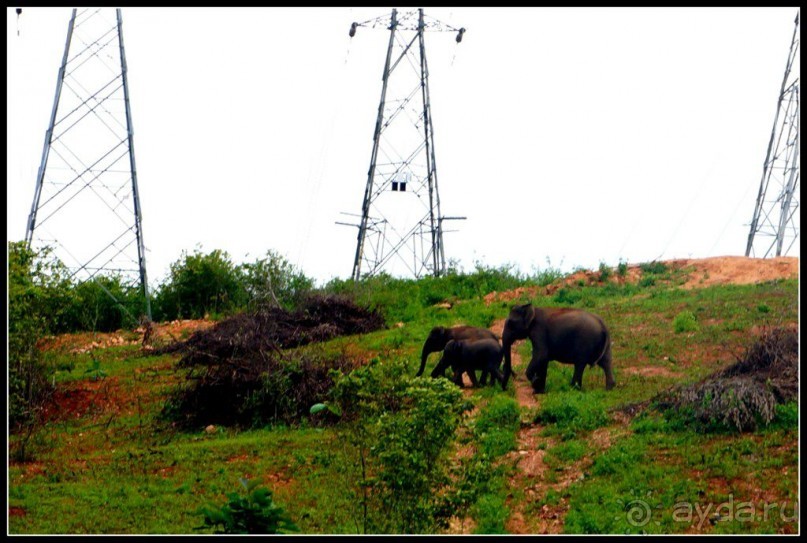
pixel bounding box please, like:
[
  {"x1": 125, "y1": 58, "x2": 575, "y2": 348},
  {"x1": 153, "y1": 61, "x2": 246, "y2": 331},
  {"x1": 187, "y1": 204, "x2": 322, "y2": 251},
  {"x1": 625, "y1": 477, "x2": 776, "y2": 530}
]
[
  {"x1": 417, "y1": 325, "x2": 499, "y2": 378},
  {"x1": 431, "y1": 338, "x2": 504, "y2": 388},
  {"x1": 501, "y1": 303, "x2": 615, "y2": 393}
]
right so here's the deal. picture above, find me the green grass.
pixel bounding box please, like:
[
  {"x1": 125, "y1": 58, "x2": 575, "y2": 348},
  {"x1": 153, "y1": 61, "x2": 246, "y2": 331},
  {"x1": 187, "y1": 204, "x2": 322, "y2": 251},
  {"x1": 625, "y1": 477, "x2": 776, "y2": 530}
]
[{"x1": 8, "y1": 266, "x2": 798, "y2": 534}]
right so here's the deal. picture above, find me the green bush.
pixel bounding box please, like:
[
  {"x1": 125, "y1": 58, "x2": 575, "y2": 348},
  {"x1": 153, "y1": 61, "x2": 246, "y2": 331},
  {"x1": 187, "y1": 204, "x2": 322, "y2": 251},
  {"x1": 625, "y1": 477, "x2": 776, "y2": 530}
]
[
  {"x1": 639, "y1": 261, "x2": 668, "y2": 275},
  {"x1": 325, "y1": 359, "x2": 465, "y2": 534},
  {"x1": 197, "y1": 478, "x2": 298, "y2": 534},
  {"x1": 8, "y1": 242, "x2": 70, "y2": 429},
  {"x1": 673, "y1": 311, "x2": 698, "y2": 333},
  {"x1": 152, "y1": 247, "x2": 246, "y2": 320},
  {"x1": 240, "y1": 249, "x2": 314, "y2": 311},
  {"x1": 598, "y1": 262, "x2": 612, "y2": 282},
  {"x1": 61, "y1": 275, "x2": 144, "y2": 332}
]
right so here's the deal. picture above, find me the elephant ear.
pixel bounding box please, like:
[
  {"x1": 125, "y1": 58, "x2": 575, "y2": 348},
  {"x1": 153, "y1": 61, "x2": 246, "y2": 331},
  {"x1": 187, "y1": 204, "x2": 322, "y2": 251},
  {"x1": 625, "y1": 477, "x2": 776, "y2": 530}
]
[
  {"x1": 512, "y1": 303, "x2": 536, "y2": 327},
  {"x1": 512, "y1": 302, "x2": 532, "y2": 318}
]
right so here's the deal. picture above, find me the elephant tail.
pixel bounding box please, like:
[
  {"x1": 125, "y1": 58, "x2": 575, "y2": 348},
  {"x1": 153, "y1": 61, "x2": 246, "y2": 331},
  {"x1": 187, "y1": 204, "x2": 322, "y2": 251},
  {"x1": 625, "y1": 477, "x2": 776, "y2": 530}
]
[{"x1": 589, "y1": 330, "x2": 611, "y2": 367}]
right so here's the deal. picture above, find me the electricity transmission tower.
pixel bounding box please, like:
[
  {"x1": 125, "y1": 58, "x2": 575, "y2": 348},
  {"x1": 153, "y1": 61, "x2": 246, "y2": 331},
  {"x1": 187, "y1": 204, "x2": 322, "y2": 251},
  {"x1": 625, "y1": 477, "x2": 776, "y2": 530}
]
[
  {"x1": 340, "y1": 8, "x2": 466, "y2": 281},
  {"x1": 25, "y1": 8, "x2": 151, "y2": 320},
  {"x1": 745, "y1": 12, "x2": 800, "y2": 258}
]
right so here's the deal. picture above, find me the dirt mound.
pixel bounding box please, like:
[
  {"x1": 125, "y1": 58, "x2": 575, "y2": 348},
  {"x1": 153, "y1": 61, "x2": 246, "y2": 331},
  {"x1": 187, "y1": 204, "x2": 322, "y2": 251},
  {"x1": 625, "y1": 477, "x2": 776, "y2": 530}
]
[
  {"x1": 483, "y1": 256, "x2": 798, "y2": 305},
  {"x1": 653, "y1": 327, "x2": 798, "y2": 432},
  {"x1": 675, "y1": 256, "x2": 798, "y2": 289},
  {"x1": 37, "y1": 319, "x2": 214, "y2": 355}
]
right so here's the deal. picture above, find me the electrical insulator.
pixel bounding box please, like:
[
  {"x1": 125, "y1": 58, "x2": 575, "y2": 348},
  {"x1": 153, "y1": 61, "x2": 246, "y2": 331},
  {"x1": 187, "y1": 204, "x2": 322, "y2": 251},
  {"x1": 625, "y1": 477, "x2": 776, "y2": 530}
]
[
  {"x1": 456, "y1": 27, "x2": 465, "y2": 43},
  {"x1": 349, "y1": 22, "x2": 357, "y2": 37}
]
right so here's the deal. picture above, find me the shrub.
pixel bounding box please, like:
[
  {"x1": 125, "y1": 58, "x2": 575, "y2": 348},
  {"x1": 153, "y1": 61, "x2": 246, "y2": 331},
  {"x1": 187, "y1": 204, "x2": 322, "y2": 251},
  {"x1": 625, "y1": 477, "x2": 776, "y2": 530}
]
[
  {"x1": 8, "y1": 242, "x2": 70, "y2": 429},
  {"x1": 639, "y1": 261, "x2": 668, "y2": 275},
  {"x1": 62, "y1": 274, "x2": 143, "y2": 332},
  {"x1": 197, "y1": 478, "x2": 298, "y2": 534},
  {"x1": 152, "y1": 247, "x2": 246, "y2": 321},
  {"x1": 598, "y1": 262, "x2": 612, "y2": 282},
  {"x1": 673, "y1": 311, "x2": 698, "y2": 333},
  {"x1": 325, "y1": 359, "x2": 465, "y2": 534},
  {"x1": 240, "y1": 249, "x2": 314, "y2": 311}
]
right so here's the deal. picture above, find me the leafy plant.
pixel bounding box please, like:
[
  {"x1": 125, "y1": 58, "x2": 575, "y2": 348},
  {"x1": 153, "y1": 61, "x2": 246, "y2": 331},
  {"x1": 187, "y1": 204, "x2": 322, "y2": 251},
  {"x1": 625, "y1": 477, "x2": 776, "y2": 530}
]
[
  {"x1": 598, "y1": 262, "x2": 612, "y2": 282},
  {"x1": 240, "y1": 249, "x2": 314, "y2": 310},
  {"x1": 84, "y1": 358, "x2": 107, "y2": 381},
  {"x1": 639, "y1": 261, "x2": 668, "y2": 275},
  {"x1": 8, "y1": 241, "x2": 69, "y2": 428},
  {"x1": 672, "y1": 311, "x2": 698, "y2": 333},
  {"x1": 152, "y1": 246, "x2": 246, "y2": 321},
  {"x1": 62, "y1": 275, "x2": 143, "y2": 332},
  {"x1": 197, "y1": 478, "x2": 298, "y2": 534},
  {"x1": 322, "y1": 359, "x2": 465, "y2": 534}
]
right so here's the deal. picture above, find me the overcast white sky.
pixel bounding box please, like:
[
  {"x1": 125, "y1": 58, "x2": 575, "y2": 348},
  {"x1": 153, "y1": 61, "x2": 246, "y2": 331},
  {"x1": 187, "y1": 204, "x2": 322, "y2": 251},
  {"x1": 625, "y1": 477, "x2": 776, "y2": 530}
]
[{"x1": 7, "y1": 7, "x2": 800, "y2": 287}]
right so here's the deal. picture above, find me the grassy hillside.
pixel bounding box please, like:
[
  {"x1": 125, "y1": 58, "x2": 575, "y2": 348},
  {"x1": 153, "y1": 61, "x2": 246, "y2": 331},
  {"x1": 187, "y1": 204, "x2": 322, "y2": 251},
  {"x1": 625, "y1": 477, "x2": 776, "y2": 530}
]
[{"x1": 8, "y1": 260, "x2": 799, "y2": 534}]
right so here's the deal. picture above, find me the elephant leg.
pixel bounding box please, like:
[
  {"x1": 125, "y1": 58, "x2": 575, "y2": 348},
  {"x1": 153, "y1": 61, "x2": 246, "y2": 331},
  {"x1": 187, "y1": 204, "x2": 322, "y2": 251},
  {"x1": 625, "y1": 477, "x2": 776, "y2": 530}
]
[
  {"x1": 571, "y1": 363, "x2": 585, "y2": 390},
  {"x1": 431, "y1": 356, "x2": 450, "y2": 379},
  {"x1": 467, "y1": 369, "x2": 480, "y2": 388},
  {"x1": 527, "y1": 357, "x2": 550, "y2": 394},
  {"x1": 479, "y1": 370, "x2": 489, "y2": 386},
  {"x1": 489, "y1": 366, "x2": 504, "y2": 387},
  {"x1": 452, "y1": 368, "x2": 465, "y2": 387}
]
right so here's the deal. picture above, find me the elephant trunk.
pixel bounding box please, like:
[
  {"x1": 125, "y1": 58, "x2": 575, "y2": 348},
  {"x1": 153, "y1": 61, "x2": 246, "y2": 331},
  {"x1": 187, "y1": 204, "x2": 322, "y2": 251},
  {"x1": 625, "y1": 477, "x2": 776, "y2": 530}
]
[
  {"x1": 501, "y1": 326, "x2": 516, "y2": 391},
  {"x1": 596, "y1": 335, "x2": 616, "y2": 390},
  {"x1": 416, "y1": 346, "x2": 430, "y2": 377}
]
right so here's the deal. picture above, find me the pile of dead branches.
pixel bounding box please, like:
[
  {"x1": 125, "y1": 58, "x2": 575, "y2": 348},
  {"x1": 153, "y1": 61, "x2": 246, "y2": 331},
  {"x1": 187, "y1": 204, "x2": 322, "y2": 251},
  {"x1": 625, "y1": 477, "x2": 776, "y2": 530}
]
[
  {"x1": 161, "y1": 294, "x2": 385, "y2": 429},
  {"x1": 653, "y1": 327, "x2": 798, "y2": 432}
]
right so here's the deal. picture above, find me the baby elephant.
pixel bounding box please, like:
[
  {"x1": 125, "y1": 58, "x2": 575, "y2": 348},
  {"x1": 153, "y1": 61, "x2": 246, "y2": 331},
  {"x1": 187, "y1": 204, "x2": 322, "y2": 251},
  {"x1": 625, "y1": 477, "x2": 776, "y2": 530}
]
[{"x1": 431, "y1": 338, "x2": 504, "y2": 388}]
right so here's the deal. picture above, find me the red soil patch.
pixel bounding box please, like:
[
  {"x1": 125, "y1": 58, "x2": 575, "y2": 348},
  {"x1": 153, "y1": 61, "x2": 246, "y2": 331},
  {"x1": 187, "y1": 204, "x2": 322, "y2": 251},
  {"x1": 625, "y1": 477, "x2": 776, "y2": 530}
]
[
  {"x1": 483, "y1": 256, "x2": 798, "y2": 305},
  {"x1": 9, "y1": 506, "x2": 27, "y2": 517},
  {"x1": 40, "y1": 377, "x2": 124, "y2": 423},
  {"x1": 675, "y1": 256, "x2": 798, "y2": 289}
]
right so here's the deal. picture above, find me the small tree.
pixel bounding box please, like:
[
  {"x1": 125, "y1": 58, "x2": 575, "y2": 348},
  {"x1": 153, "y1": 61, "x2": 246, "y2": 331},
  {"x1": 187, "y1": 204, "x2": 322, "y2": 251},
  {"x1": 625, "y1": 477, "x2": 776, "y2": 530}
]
[
  {"x1": 61, "y1": 275, "x2": 142, "y2": 332},
  {"x1": 152, "y1": 247, "x2": 246, "y2": 321},
  {"x1": 240, "y1": 249, "x2": 313, "y2": 310},
  {"x1": 320, "y1": 359, "x2": 466, "y2": 534},
  {"x1": 7, "y1": 242, "x2": 73, "y2": 428}
]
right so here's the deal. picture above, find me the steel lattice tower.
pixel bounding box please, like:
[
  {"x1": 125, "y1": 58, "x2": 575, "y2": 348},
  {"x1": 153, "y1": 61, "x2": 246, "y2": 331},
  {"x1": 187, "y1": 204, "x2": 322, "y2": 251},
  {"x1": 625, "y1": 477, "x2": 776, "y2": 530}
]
[
  {"x1": 340, "y1": 8, "x2": 465, "y2": 281},
  {"x1": 745, "y1": 12, "x2": 800, "y2": 258},
  {"x1": 25, "y1": 8, "x2": 151, "y2": 319}
]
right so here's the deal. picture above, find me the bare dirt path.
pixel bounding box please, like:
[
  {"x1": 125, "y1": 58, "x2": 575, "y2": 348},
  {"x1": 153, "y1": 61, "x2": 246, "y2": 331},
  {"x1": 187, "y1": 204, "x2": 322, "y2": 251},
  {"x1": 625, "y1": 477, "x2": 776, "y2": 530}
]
[
  {"x1": 489, "y1": 319, "x2": 563, "y2": 534},
  {"x1": 478, "y1": 255, "x2": 799, "y2": 534}
]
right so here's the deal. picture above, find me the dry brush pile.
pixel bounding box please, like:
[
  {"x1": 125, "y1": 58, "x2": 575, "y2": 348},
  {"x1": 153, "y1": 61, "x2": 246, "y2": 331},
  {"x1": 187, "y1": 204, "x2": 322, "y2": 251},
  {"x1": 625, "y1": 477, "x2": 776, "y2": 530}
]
[
  {"x1": 654, "y1": 327, "x2": 798, "y2": 432},
  {"x1": 159, "y1": 294, "x2": 386, "y2": 429}
]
